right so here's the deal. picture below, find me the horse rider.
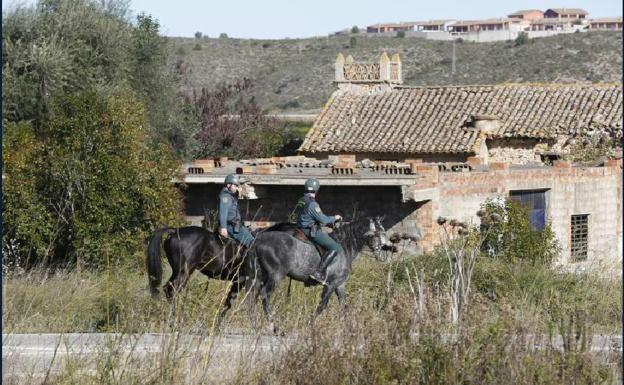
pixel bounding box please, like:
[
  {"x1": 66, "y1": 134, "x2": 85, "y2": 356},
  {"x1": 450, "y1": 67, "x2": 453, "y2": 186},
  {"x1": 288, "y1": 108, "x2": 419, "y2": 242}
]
[
  {"x1": 295, "y1": 178, "x2": 343, "y2": 285},
  {"x1": 218, "y1": 174, "x2": 254, "y2": 248}
]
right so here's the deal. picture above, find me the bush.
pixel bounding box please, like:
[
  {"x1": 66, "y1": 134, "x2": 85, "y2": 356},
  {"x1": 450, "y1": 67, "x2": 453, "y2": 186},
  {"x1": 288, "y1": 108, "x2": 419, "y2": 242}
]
[
  {"x1": 193, "y1": 43, "x2": 202, "y2": 50},
  {"x1": 194, "y1": 31, "x2": 202, "y2": 39},
  {"x1": 2, "y1": 91, "x2": 183, "y2": 269},
  {"x1": 193, "y1": 78, "x2": 287, "y2": 159},
  {"x1": 479, "y1": 198, "x2": 560, "y2": 265},
  {"x1": 219, "y1": 32, "x2": 228, "y2": 39},
  {"x1": 351, "y1": 25, "x2": 359, "y2": 34},
  {"x1": 175, "y1": 45, "x2": 187, "y2": 56},
  {"x1": 396, "y1": 30, "x2": 406, "y2": 38},
  {"x1": 514, "y1": 32, "x2": 529, "y2": 46},
  {"x1": 349, "y1": 36, "x2": 357, "y2": 48}
]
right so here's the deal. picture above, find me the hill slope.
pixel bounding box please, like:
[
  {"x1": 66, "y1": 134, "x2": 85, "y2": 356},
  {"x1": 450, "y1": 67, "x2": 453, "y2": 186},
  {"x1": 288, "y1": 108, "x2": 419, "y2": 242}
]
[{"x1": 170, "y1": 32, "x2": 622, "y2": 112}]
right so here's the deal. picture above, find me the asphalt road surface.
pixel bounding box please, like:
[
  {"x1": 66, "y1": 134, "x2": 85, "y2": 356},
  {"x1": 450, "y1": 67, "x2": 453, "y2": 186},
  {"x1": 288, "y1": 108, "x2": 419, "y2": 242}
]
[{"x1": 3, "y1": 333, "x2": 621, "y2": 382}]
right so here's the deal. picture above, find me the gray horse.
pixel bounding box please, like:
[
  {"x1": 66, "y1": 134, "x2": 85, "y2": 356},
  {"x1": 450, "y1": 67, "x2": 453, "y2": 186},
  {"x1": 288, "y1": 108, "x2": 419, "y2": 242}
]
[{"x1": 245, "y1": 217, "x2": 394, "y2": 328}]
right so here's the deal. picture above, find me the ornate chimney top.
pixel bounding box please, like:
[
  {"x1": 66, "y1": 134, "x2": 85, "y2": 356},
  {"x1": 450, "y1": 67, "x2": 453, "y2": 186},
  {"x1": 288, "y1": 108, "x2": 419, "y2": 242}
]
[{"x1": 334, "y1": 52, "x2": 403, "y2": 85}]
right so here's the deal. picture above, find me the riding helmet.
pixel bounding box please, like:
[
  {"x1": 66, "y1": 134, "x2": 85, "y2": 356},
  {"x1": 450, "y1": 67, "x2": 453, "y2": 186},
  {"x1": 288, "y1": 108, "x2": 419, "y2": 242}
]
[
  {"x1": 304, "y1": 178, "x2": 320, "y2": 192},
  {"x1": 224, "y1": 174, "x2": 240, "y2": 186}
]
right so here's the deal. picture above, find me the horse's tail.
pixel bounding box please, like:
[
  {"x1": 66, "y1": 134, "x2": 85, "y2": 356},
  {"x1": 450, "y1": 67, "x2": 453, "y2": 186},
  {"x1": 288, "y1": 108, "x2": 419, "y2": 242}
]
[{"x1": 146, "y1": 227, "x2": 173, "y2": 297}]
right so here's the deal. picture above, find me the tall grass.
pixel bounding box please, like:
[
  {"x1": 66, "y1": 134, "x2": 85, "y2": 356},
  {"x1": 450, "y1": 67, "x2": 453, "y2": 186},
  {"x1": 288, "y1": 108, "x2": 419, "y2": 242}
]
[{"x1": 2, "y1": 250, "x2": 621, "y2": 384}]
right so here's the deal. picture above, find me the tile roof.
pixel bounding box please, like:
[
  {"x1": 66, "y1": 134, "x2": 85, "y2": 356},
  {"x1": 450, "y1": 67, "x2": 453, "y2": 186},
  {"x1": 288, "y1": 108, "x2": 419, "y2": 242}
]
[
  {"x1": 547, "y1": 8, "x2": 589, "y2": 15},
  {"x1": 453, "y1": 18, "x2": 514, "y2": 27},
  {"x1": 299, "y1": 83, "x2": 622, "y2": 155},
  {"x1": 590, "y1": 17, "x2": 623, "y2": 23},
  {"x1": 508, "y1": 9, "x2": 543, "y2": 16}
]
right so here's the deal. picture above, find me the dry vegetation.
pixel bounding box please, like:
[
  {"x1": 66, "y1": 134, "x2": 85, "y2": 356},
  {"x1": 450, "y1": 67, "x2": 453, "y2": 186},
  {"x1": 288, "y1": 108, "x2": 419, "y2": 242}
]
[
  {"x1": 170, "y1": 31, "x2": 622, "y2": 112},
  {"x1": 3, "y1": 240, "x2": 621, "y2": 384}
]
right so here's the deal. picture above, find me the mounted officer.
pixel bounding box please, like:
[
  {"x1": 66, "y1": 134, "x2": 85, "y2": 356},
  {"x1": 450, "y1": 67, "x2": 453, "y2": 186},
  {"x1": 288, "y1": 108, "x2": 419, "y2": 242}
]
[
  {"x1": 218, "y1": 174, "x2": 254, "y2": 248},
  {"x1": 295, "y1": 178, "x2": 343, "y2": 285}
]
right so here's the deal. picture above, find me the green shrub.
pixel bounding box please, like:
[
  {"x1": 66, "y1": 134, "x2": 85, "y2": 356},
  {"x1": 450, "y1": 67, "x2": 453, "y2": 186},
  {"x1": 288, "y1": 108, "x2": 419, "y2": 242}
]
[
  {"x1": 194, "y1": 31, "x2": 202, "y2": 39},
  {"x1": 480, "y1": 198, "x2": 560, "y2": 265},
  {"x1": 2, "y1": 91, "x2": 183, "y2": 269},
  {"x1": 351, "y1": 25, "x2": 359, "y2": 34},
  {"x1": 349, "y1": 36, "x2": 357, "y2": 48},
  {"x1": 515, "y1": 32, "x2": 530, "y2": 46},
  {"x1": 396, "y1": 30, "x2": 406, "y2": 38},
  {"x1": 219, "y1": 32, "x2": 228, "y2": 39},
  {"x1": 193, "y1": 43, "x2": 202, "y2": 50}
]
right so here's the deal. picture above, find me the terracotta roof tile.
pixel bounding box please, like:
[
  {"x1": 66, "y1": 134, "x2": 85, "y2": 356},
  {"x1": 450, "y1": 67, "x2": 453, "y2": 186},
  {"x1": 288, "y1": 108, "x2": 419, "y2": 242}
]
[{"x1": 299, "y1": 83, "x2": 622, "y2": 155}]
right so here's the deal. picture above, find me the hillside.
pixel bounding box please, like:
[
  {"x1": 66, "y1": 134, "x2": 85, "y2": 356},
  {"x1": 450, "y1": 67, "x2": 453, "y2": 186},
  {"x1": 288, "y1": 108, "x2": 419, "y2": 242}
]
[{"x1": 169, "y1": 32, "x2": 622, "y2": 112}]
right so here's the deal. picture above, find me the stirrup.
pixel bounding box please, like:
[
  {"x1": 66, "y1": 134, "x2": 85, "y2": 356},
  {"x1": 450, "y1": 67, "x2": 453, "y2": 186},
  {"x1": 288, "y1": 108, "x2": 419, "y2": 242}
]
[{"x1": 309, "y1": 272, "x2": 328, "y2": 286}]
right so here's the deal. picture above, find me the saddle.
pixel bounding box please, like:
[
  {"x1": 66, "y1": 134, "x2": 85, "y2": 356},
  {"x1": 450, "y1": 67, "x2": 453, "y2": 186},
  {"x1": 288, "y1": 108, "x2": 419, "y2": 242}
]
[{"x1": 292, "y1": 228, "x2": 327, "y2": 256}]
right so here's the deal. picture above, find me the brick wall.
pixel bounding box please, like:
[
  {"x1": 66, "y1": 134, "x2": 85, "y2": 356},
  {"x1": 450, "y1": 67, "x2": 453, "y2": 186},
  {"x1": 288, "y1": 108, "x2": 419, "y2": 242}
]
[
  {"x1": 436, "y1": 163, "x2": 622, "y2": 268},
  {"x1": 180, "y1": 163, "x2": 621, "y2": 269}
]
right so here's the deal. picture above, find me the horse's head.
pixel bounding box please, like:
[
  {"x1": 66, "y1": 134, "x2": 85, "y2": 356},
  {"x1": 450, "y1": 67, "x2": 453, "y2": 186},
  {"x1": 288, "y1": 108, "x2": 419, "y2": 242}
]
[{"x1": 364, "y1": 217, "x2": 396, "y2": 261}]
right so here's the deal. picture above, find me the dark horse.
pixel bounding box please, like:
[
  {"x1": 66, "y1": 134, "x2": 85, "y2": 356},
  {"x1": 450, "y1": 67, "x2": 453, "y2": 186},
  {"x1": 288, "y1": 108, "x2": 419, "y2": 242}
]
[
  {"x1": 247, "y1": 217, "x2": 394, "y2": 327},
  {"x1": 146, "y1": 223, "x2": 300, "y2": 319}
]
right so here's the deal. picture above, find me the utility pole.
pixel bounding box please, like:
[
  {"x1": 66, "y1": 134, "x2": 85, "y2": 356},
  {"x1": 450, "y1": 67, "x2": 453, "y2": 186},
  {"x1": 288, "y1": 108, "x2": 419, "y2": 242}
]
[{"x1": 451, "y1": 38, "x2": 456, "y2": 76}]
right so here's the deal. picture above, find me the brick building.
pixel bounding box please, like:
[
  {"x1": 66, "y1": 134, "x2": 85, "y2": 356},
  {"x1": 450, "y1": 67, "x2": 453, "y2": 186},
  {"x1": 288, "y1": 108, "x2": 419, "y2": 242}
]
[
  {"x1": 178, "y1": 53, "x2": 622, "y2": 271},
  {"x1": 180, "y1": 157, "x2": 622, "y2": 270}
]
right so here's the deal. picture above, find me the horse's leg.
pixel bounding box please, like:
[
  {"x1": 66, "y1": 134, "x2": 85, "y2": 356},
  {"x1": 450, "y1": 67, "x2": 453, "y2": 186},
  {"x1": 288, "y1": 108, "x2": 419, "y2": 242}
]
[
  {"x1": 171, "y1": 262, "x2": 193, "y2": 298},
  {"x1": 260, "y1": 278, "x2": 279, "y2": 334},
  {"x1": 315, "y1": 284, "x2": 335, "y2": 316},
  {"x1": 334, "y1": 283, "x2": 346, "y2": 307},
  {"x1": 218, "y1": 279, "x2": 242, "y2": 324}
]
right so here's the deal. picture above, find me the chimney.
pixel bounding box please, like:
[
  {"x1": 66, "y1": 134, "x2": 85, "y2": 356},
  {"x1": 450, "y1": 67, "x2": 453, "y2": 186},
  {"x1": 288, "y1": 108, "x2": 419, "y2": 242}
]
[
  {"x1": 473, "y1": 114, "x2": 500, "y2": 135},
  {"x1": 334, "y1": 52, "x2": 403, "y2": 85}
]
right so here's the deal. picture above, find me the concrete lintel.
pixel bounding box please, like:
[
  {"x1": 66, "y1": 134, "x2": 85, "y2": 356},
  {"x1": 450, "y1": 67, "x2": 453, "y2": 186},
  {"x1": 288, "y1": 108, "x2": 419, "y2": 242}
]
[
  {"x1": 180, "y1": 175, "x2": 418, "y2": 186},
  {"x1": 402, "y1": 186, "x2": 437, "y2": 202}
]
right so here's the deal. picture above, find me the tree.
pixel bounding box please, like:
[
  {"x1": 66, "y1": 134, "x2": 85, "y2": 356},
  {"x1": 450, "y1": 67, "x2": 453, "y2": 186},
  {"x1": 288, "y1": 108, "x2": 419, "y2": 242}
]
[
  {"x1": 3, "y1": 91, "x2": 183, "y2": 268},
  {"x1": 2, "y1": 1, "x2": 196, "y2": 158},
  {"x1": 219, "y1": 32, "x2": 228, "y2": 39},
  {"x1": 514, "y1": 32, "x2": 529, "y2": 46},
  {"x1": 192, "y1": 78, "x2": 287, "y2": 159},
  {"x1": 194, "y1": 31, "x2": 202, "y2": 39},
  {"x1": 349, "y1": 36, "x2": 357, "y2": 48},
  {"x1": 2, "y1": 0, "x2": 133, "y2": 128},
  {"x1": 351, "y1": 25, "x2": 359, "y2": 34}
]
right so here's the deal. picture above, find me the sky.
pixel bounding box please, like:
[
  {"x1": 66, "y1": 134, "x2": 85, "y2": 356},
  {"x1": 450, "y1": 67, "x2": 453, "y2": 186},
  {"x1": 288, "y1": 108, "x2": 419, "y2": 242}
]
[{"x1": 3, "y1": 0, "x2": 623, "y2": 39}]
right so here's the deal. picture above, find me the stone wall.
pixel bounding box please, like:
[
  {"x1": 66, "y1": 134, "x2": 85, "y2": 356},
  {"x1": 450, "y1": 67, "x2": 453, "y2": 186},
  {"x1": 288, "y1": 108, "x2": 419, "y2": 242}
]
[{"x1": 487, "y1": 138, "x2": 545, "y2": 164}]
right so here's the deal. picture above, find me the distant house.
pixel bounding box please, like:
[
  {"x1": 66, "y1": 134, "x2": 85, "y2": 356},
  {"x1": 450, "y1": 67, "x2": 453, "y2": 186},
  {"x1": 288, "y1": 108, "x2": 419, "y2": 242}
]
[
  {"x1": 529, "y1": 18, "x2": 573, "y2": 31},
  {"x1": 413, "y1": 20, "x2": 456, "y2": 32},
  {"x1": 544, "y1": 8, "x2": 588, "y2": 19},
  {"x1": 508, "y1": 9, "x2": 544, "y2": 21},
  {"x1": 589, "y1": 17, "x2": 623, "y2": 30},
  {"x1": 449, "y1": 18, "x2": 525, "y2": 33},
  {"x1": 366, "y1": 22, "x2": 415, "y2": 33}
]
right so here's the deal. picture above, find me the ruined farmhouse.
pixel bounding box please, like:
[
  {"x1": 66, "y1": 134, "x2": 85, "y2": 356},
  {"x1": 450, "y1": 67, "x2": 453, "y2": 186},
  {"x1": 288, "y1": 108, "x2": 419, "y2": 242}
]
[{"x1": 180, "y1": 53, "x2": 623, "y2": 271}]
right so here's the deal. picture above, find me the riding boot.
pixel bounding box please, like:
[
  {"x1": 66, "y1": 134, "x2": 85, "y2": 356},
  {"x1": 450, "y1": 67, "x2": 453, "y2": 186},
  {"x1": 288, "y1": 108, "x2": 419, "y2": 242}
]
[{"x1": 309, "y1": 250, "x2": 338, "y2": 286}]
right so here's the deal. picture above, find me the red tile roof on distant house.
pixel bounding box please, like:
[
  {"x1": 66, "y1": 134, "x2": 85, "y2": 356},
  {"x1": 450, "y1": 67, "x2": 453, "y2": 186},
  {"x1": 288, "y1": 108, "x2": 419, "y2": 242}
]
[
  {"x1": 546, "y1": 8, "x2": 589, "y2": 15},
  {"x1": 299, "y1": 83, "x2": 622, "y2": 155},
  {"x1": 509, "y1": 9, "x2": 543, "y2": 16}
]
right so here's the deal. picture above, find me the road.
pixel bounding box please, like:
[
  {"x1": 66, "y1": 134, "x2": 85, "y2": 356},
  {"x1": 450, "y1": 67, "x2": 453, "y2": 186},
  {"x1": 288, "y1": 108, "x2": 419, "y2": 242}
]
[
  {"x1": 3, "y1": 332, "x2": 291, "y2": 382},
  {"x1": 3, "y1": 333, "x2": 621, "y2": 381}
]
